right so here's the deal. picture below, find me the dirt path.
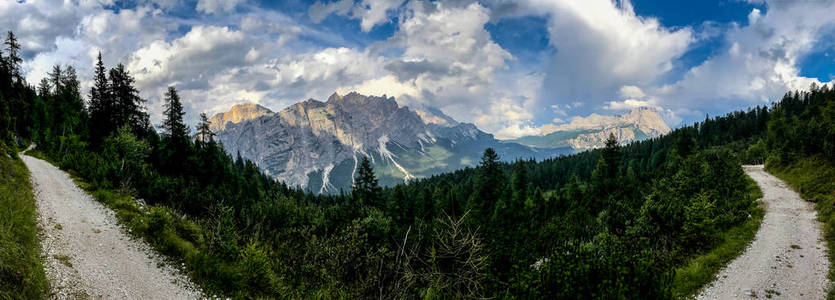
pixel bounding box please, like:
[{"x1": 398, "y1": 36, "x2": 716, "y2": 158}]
[
  {"x1": 698, "y1": 165, "x2": 829, "y2": 299},
  {"x1": 22, "y1": 154, "x2": 201, "y2": 299}
]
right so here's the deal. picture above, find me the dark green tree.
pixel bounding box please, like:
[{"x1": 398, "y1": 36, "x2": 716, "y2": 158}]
[
  {"x1": 109, "y1": 63, "x2": 148, "y2": 133},
  {"x1": 196, "y1": 112, "x2": 214, "y2": 143},
  {"x1": 353, "y1": 156, "x2": 382, "y2": 208},
  {"x1": 89, "y1": 52, "x2": 112, "y2": 145},
  {"x1": 469, "y1": 148, "x2": 503, "y2": 222},
  {"x1": 4, "y1": 31, "x2": 21, "y2": 83},
  {"x1": 162, "y1": 86, "x2": 188, "y2": 140}
]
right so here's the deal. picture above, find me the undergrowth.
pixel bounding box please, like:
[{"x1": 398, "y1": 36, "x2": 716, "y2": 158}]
[{"x1": 672, "y1": 174, "x2": 765, "y2": 299}]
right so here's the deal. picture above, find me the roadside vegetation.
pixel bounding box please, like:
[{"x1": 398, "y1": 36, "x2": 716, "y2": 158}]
[
  {"x1": 3, "y1": 28, "x2": 833, "y2": 298},
  {"x1": 0, "y1": 146, "x2": 48, "y2": 299},
  {"x1": 672, "y1": 176, "x2": 764, "y2": 298}
]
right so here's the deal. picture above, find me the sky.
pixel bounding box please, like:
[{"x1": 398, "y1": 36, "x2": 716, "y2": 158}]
[{"x1": 3, "y1": 0, "x2": 835, "y2": 139}]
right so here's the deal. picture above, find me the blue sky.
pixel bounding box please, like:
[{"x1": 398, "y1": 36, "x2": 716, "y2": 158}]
[{"x1": 3, "y1": 0, "x2": 835, "y2": 139}]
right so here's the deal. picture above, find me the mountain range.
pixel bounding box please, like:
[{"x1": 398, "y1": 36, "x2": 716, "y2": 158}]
[
  {"x1": 211, "y1": 92, "x2": 669, "y2": 193},
  {"x1": 508, "y1": 107, "x2": 671, "y2": 149}
]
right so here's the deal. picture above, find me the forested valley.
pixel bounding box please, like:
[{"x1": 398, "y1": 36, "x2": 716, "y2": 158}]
[{"x1": 2, "y1": 30, "x2": 835, "y2": 299}]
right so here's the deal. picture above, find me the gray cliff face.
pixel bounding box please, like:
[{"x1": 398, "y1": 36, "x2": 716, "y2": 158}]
[{"x1": 214, "y1": 92, "x2": 567, "y2": 193}]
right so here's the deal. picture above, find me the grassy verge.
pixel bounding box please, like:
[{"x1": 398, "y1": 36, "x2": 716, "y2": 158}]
[
  {"x1": 0, "y1": 149, "x2": 48, "y2": 298},
  {"x1": 672, "y1": 174, "x2": 765, "y2": 299},
  {"x1": 766, "y1": 155, "x2": 835, "y2": 299}
]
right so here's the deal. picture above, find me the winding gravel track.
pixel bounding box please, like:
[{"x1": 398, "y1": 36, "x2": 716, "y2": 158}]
[
  {"x1": 23, "y1": 154, "x2": 201, "y2": 299},
  {"x1": 698, "y1": 165, "x2": 830, "y2": 299}
]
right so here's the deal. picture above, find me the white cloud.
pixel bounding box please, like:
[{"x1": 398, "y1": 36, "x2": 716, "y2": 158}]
[
  {"x1": 309, "y1": 0, "x2": 405, "y2": 32},
  {"x1": 603, "y1": 99, "x2": 653, "y2": 110},
  {"x1": 309, "y1": 0, "x2": 354, "y2": 23},
  {"x1": 353, "y1": 0, "x2": 406, "y2": 32},
  {"x1": 514, "y1": 0, "x2": 693, "y2": 113},
  {"x1": 619, "y1": 85, "x2": 645, "y2": 99},
  {"x1": 646, "y1": 0, "x2": 835, "y2": 117},
  {"x1": 196, "y1": 0, "x2": 244, "y2": 14},
  {"x1": 13, "y1": 0, "x2": 835, "y2": 140}
]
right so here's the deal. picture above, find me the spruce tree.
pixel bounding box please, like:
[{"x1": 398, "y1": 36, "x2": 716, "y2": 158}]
[
  {"x1": 49, "y1": 65, "x2": 63, "y2": 94},
  {"x1": 470, "y1": 148, "x2": 502, "y2": 221},
  {"x1": 196, "y1": 112, "x2": 214, "y2": 143},
  {"x1": 353, "y1": 156, "x2": 381, "y2": 207},
  {"x1": 89, "y1": 52, "x2": 112, "y2": 145},
  {"x1": 37, "y1": 78, "x2": 51, "y2": 97},
  {"x1": 4, "y1": 31, "x2": 21, "y2": 83},
  {"x1": 162, "y1": 86, "x2": 188, "y2": 140},
  {"x1": 109, "y1": 63, "x2": 146, "y2": 133}
]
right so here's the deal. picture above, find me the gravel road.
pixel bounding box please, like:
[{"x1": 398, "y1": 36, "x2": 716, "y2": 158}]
[
  {"x1": 23, "y1": 154, "x2": 201, "y2": 299},
  {"x1": 698, "y1": 165, "x2": 830, "y2": 299}
]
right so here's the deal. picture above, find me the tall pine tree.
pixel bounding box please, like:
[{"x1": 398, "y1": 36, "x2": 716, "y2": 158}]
[
  {"x1": 469, "y1": 148, "x2": 503, "y2": 222},
  {"x1": 109, "y1": 63, "x2": 148, "y2": 134},
  {"x1": 196, "y1": 112, "x2": 214, "y2": 143},
  {"x1": 4, "y1": 31, "x2": 21, "y2": 83},
  {"x1": 161, "y1": 86, "x2": 190, "y2": 175},
  {"x1": 353, "y1": 156, "x2": 382, "y2": 208},
  {"x1": 88, "y1": 52, "x2": 112, "y2": 146},
  {"x1": 162, "y1": 86, "x2": 188, "y2": 140}
]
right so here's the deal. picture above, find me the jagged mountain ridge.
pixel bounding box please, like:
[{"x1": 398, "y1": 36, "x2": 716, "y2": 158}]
[
  {"x1": 213, "y1": 92, "x2": 568, "y2": 193},
  {"x1": 208, "y1": 103, "x2": 274, "y2": 131},
  {"x1": 510, "y1": 107, "x2": 671, "y2": 150}
]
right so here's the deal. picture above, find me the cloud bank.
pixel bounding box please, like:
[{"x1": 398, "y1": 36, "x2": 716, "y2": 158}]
[{"x1": 4, "y1": 0, "x2": 835, "y2": 139}]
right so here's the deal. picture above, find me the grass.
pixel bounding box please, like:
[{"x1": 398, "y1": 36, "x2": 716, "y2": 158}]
[
  {"x1": 766, "y1": 154, "x2": 835, "y2": 299},
  {"x1": 671, "y1": 174, "x2": 765, "y2": 299},
  {"x1": 0, "y1": 147, "x2": 49, "y2": 299},
  {"x1": 52, "y1": 254, "x2": 73, "y2": 268}
]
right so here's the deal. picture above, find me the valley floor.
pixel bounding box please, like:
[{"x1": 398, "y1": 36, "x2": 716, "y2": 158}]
[
  {"x1": 23, "y1": 154, "x2": 201, "y2": 299},
  {"x1": 697, "y1": 165, "x2": 829, "y2": 299}
]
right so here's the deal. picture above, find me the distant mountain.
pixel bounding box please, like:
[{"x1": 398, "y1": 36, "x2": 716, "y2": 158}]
[
  {"x1": 212, "y1": 92, "x2": 569, "y2": 193},
  {"x1": 509, "y1": 107, "x2": 671, "y2": 150},
  {"x1": 208, "y1": 103, "x2": 274, "y2": 131}
]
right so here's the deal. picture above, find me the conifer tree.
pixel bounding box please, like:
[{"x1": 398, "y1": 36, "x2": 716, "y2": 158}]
[
  {"x1": 89, "y1": 52, "x2": 112, "y2": 145},
  {"x1": 49, "y1": 65, "x2": 63, "y2": 93},
  {"x1": 470, "y1": 148, "x2": 502, "y2": 221},
  {"x1": 109, "y1": 63, "x2": 147, "y2": 133},
  {"x1": 353, "y1": 156, "x2": 381, "y2": 207},
  {"x1": 162, "y1": 86, "x2": 188, "y2": 140},
  {"x1": 591, "y1": 133, "x2": 622, "y2": 212},
  {"x1": 4, "y1": 31, "x2": 21, "y2": 83},
  {"x1": 196, "y1": 112, "x2": 214, "y2": 143},
  {"x1": 37, "y1": 78, "x2": 51, "y2": 97}
]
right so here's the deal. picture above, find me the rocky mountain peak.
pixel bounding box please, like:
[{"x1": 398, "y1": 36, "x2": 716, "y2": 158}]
[{"x1": 208, "y1": 103, "x2": 273, "y2": 131}]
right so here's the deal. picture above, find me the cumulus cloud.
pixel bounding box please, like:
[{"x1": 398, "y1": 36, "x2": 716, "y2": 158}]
[
  {"x1": 196, "y1": 0, "x2": 245, "y2": 14},
  {"x1": 10, "y1": 0, "x2": 835, "y2": 140},
  {"x1": 309, "y1": 0, "x2": 354, "y2": 23},
  {"x1": 309, "y1": 0, "x2": 405, "y2": 32},
  {"x1": 516, "y1": 0, "x2": 693, "y2": 114},
  {"x1": 638, "y1": 0, "x2": 835, "y2": 123}
]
